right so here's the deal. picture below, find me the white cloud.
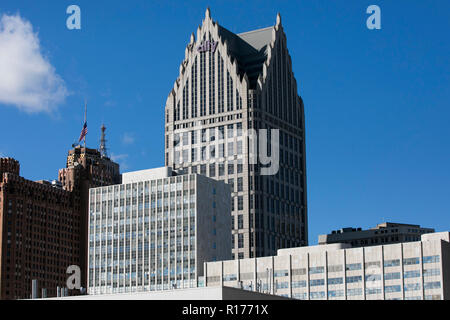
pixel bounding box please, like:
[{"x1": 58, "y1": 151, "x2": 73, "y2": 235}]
[
  {"x1": 121, "y1": 132, "x2": 135, "y2": 145},
  {"x1": 0, "y1": 14, "x2": 68, "y2": 113}
]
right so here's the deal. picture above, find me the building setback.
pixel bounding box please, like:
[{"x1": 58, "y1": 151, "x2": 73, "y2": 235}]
[
  {"x1": 0, "y1": 158, "x2": 80, "y2": 299},
  {"x1": 318, "y1": 222, "x2": 435, "y2": 247},
  {"x1": 87, "y1": 167, "x2": 231, "y2": 295},
  {"x1": 203, "y1": 232, "x2": 450, "y2": 300},
  {"x1": 165, "y1": 8, "x2": 307, "y2": 260}
]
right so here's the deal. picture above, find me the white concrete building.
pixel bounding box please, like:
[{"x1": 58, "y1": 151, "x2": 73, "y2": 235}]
[
  {"x1": 203, "y1": 232, "x2": 450, "y2": 300},
  {"x1": 88, "y1": 167, "x2": 231, "y2": 295}
]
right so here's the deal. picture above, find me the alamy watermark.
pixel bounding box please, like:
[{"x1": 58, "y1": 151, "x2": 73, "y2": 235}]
[
  {"x1": 66, "y1": 5, "x2": 81, "y2": 30},
  {"x1": 366, "y1": 5, "x2": 381, "y2": 30},
  {"x1": 170, "y1": 123, "x2": 280, "y2": 176}
]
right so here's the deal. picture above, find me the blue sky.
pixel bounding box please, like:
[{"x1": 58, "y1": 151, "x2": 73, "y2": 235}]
[{"x1": 0, "y1": 0, "x2": 449, "y2": 245}]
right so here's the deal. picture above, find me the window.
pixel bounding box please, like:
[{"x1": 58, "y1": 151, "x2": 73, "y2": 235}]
[
  {"x1": 238, "y1": 234, "x2": 244, "y2": 248},
  {"x1": 237, "y1": 141, "x2": 242, "y2": 155},
  {"x1": 237, "y1": 177, "x2": 243, "y2": 192},
  {"x1": 223, "y1": 274, "x2": 237, "y2": 282},
  {"x1": 403, "y1": 257, "x2": 420, "y2": 265},
  {"x1": 309, "y1": 291, "x2": 325, "y2": 299},
  {"x1": 237, "y1": 215, "x2": 243, "y2": 229},
  {"x1": 328, "y1": 277, "x2": 343, "y2": 285},
  {"x1": 346, "y1": 288, "x2": 362, "y2": 296},
  {"x1": 384, "y1": 285, "x2": 401, "y2": 293},
  {"x1": 423, "y1": 268, "x2": 440, "y2": 277},
  {"x1": 236, "y1": 123, "x2": 242, "y2": 136},
  {"x1": 384, "y1": 259, "x2": 400, "y2": 267},
  {"x1": 404, "y1": 283, "x2": 421, "y2": 291},
  {"x1": 423, "y1": 255, "x2": 440, "y2": 264},
  {"x1": 228, "y1": 178, "x2": 234, "y2": 192},
  {"x1": 237, "y1": 196, "x2": 243, "y2": 210},
  {"x1": 201, "y1": 129, "x2": 207, "y2": 142},
  {"x1": 228, "y1": 142, "x2": 234, "y2": 157},
  {"x1": 309, "y1": 279, "x2": 324, "y2": 286},
  {"x1": 209, "y1": 164, "x2": 216, "y2": 177},
  {"x1": 274, "y1": 270, "x2": 289, "y2": 277},
  {"x1": 365, "y1": 274, "x2": 381, "y2": 282},
  {"x1": 346, "y1": 275, "x2": 362, "y2": 283},
  {"x1": 328, "y1": 265, "x2": 343, "y2": 273},
  {"x1": 291, "y1": 280, "x2": 306, "y2": 288},
  {"x1": 346, "y1": 263, "x2": 362, "y2": 271},
  {"x1": 227, "y1": 124, "x2": 234, "y2": 138},
  {"x1": 328, "y1": 290, "x2": 344, "y2": 298},
  {"x1": 365, "y1": 287, "x2": 382, "y2": 295},
  {"x1": 218, "y1": 164, "x2": 225, "y2": 176},
  {"x1": 384, "y1": 272, "x2": 401, "y2": 280},
  {"x1": 228, "y1": 163, "x2": 234, "y2": 175},
  {"x1": 403, "y1": 270, "x2": 421, "y2": 279},
  {"x1": 237, "y1": 161, "x2": 243, "y2": 173},
  {"x1": 309, "y1": 266, "x2": 324, "y2": 274},
  {"x1": 424, "y1": 281, "x2": 441, "y2": 289}
]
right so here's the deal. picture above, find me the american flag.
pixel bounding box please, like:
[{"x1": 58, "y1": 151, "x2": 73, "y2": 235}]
[{"x1": 78, "y1": 121, "x2": 88, "y2": 142}]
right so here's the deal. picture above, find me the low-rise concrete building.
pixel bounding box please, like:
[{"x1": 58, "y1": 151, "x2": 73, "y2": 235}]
[
  {"x1": 318, "y1": 222, "x2": 434, "y2": 247},
  {"x1": 204, "y1": 232, "x2": 450, "y2": 300}
]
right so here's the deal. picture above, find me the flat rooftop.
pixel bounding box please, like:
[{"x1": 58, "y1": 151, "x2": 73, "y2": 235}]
[{"x1": 34, "y1": 286, "x2": 291, "y2": 301}]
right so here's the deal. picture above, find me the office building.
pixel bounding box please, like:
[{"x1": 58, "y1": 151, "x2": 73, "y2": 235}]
[
  {"x1": 165, "y1": 8, "x2": 308, "y2": 260},
  {"x1": 58, "y1": 128, "x2": 121, "y2": 290},
  {"x1": 87, "y1": 167, "x2": 231, "y2": 295},
  {"x1": 0, "y1": 158, "x2": 80, "y2": 299},
  {"x1": 318, "y1": 222, "x2": 435, "y2": 247},
  {"x1": 204, "y1": 231, "x2": 450, "y2": 300}
]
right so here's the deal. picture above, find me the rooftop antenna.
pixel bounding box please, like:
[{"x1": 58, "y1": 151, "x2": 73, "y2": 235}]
[{"x1": 99, "y1": 123, "x2": 108, "y2": 158}]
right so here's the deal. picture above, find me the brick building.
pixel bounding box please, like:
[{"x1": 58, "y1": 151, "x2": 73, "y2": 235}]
[{"x1": 0, "y1": 158, "x2": 80, "y2": 299}]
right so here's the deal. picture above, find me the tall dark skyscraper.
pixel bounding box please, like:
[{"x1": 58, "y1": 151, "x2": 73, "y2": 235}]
[
  {"x1": 58, "y1": 127, "x2": 121, "y2": 290},
  {"x1": 165, "y1": 9, "x2": 308, "y2": 259}
]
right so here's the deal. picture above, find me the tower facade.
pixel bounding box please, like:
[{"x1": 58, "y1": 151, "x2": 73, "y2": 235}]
[
  {"x1": 165, "y1": 9, "x2": 308, "y2": 259},
  {"x1": 58, "y1": 129, "x2": 121, "y2": 289}
]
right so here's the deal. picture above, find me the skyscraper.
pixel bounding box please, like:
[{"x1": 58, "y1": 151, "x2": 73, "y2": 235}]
[
  {"x1": 58, "y1": 126, "x2": 121, "y2": 289},
  {"x1": 165, "y1": 9, "x2": 308, "y2": 259}
]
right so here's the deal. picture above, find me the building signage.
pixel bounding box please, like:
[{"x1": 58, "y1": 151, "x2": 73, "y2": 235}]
[{"x1": 197, "y1": 40, "x2": 218, "y2": 53}]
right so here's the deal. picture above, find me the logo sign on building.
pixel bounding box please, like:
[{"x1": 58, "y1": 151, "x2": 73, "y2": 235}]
[{"x1": 197, "y1": 40, "x2": 218, "y2": 53}]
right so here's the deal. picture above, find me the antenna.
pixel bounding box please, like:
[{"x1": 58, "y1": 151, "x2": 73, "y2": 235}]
[{"x1": 100, "y1": 123, "x2": 108, "y2": 158}]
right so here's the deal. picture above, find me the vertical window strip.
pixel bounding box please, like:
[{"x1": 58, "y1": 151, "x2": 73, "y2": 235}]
[
  {"x1": 218, "y1": 56, "x2": 224, "y2": 113},
  {"x1": 209, "y1": 40, "x2": 215, "y2": 115},
  {"x1": 191, "y1": 58, "x2": 198, "y2": 118}
]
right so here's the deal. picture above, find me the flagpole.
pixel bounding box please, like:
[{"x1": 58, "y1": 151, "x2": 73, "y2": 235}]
[{"x1": 84, "y1": 100, "x2": 87, "y2": 149}]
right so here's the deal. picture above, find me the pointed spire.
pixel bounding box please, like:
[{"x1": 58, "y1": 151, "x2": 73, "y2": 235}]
[
  {"x1": 205, "y1": 7, "x2": 211, "y2": 19},
  {"x1": 276, "y1": 12, "x2": 282, "y2": 26},
  {"x1": 190, "y1": 32, "x2": 195, "y2": 44}
]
